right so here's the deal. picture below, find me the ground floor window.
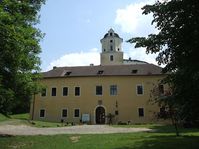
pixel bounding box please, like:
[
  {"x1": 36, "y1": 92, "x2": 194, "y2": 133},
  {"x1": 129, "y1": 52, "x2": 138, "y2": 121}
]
[
  {"x1": 40, "y1": 109, "x2": 45, "y2": 118},
  {"x1": 74, "y1": 109, "x2": 80, "y2": 117},
  {"x1": 138, "y1": 108, "x2": 144, "y2": 117},
  {"x1": 62, "y1": 109, "x2": 67, "y2": 117}
]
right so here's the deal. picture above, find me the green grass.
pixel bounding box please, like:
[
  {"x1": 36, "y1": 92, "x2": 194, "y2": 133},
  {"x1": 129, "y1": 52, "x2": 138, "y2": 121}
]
[
  {"x1": 1, "y1": 113, "x2": 199, "y2": 148},
  {"x1": 0, "y1": 113, "x2": 9, "y2": 122},
  {"x1": 0, "y1": 113, "x2": 65, "y2": 127},
  {"x1": 10, "y1": 113, "x2": 30, "y2": 120},
  {"x1": 0, "y1": 129, "x2": 199, "y2": 149},
  {"x1": 30, "y1": 120, "x2": 64, "y2": 128}
]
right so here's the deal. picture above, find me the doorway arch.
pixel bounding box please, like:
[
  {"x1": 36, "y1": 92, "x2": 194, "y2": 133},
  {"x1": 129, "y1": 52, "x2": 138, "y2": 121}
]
[{"x1": 95, "y1": 106, "x2": 105, "y2": 124}]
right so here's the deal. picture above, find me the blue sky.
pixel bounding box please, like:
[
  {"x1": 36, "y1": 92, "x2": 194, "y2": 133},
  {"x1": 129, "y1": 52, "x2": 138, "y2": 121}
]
[{"x1": 38, "y1": 0, "x2": 158, "y2": 71}]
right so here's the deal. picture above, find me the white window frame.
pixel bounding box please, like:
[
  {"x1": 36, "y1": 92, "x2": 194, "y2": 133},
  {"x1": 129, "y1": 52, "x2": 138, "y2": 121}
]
[
  {"x1": 74, "y1": 108, "x2": 80, "y2": 118},
  {"x1": 62, "y1": 86, "x2": 69, "y2": 96},
  {"x1": 51, "y1": 87, "x2": 57, "y2": 96},
  {"x1": 74, "y1": 86, "x2": 81, "y2": 97},
  {"x1": 41, "y1": 88, "x2": 47, "y2": 97},
  {"x1": 136, "y1": 84, "x2": 144, "y2": 95},
  {"x1": 61, "y1": 108, "x2": 68, "y2": 118},
  {"x1": 96, "y1": 85, "x2": 103, "y2": 96},
  {"x1": 110, "y1": 85, "x2": 117, "y2": 96}
]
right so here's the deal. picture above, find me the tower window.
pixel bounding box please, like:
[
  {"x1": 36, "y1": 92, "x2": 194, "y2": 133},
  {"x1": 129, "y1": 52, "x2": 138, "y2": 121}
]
[
  {"x1": 110, "y1": 55, "x2": 114, "y2": 61},
  {"x1": 110, "y1": 33, "x2": 112, "y2": 36},
  {"x1": 110, "y1": 45, "x2": 113, "y2": 51},
  {"x1": 104, "y1": 49, "x2": 106, "y2": 52},
  {"x1": 118, "y1": 48, "x2": 120, "y2": 51},
  {"x1": 110, "y1": 40, "x2": 113, "y2": 43}
]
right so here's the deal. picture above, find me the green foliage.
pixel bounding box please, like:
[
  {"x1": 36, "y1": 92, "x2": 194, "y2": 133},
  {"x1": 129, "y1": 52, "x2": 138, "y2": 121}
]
[
  {"x1": 0, "y1": 0, "x2": 45, "y2": 114},
  {"x1": 128, "y1": 0, "x2": 199, "y2": 126}
]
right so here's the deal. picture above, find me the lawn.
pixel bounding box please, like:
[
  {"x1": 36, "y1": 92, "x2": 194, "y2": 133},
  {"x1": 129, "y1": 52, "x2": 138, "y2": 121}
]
[
  {"x1": 0, "y1": 113, "x2": 64, "y2": 127},
  {"x1": 0, "y1": 113, "x2": 199, "y2": 149},
  {"x1": 0, "y1": 129, "x2": 199, "y2": 149}
]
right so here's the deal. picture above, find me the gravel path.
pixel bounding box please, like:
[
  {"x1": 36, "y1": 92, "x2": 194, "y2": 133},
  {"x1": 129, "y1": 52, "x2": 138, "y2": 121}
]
[{"x1": 0, "y1": 125, "x2": 151, "y2": 136}]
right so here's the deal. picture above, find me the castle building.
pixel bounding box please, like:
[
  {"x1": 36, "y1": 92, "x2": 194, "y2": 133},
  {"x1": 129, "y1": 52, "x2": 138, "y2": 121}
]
[{"x1": 30, "y1": 29, "x2": 166, "y2": 124}]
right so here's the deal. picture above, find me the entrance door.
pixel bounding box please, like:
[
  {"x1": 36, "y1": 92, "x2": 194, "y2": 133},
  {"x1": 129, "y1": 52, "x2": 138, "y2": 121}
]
[{"x1": 95, "y1": 106, "x2": 105, "y2": 124}]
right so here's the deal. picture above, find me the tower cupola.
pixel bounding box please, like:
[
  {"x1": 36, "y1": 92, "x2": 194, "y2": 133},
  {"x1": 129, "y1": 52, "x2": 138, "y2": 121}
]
[{"x1": 100, "y1": 29, "x2": 123, "y2": 65}]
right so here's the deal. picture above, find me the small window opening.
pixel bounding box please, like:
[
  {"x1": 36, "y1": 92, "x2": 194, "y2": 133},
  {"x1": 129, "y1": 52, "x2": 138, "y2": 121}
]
[
  {"x1": 65, "y1": 71, "x2": 71, "y2": 76},
  {"x1": 97, "y1": 70, "x2": 104, "y2": 74},
  {"x1": 110, "y1": 55, "x2": 114, "y2": 61},
  {"x1": 132, "y1": 69, "x2": 138, "y2": 74}
]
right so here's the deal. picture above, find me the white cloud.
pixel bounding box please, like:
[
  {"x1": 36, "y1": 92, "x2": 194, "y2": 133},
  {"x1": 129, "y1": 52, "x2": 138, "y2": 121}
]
[
  {"x1": 46, "y1": 48, "x2": 100, "y2": 71},
  {"x1": 124, "y1": 47, "x2": 158, "y2": 65},
  {"x1": 115, "y1": 0, "x2": 156, "y2": 35}
]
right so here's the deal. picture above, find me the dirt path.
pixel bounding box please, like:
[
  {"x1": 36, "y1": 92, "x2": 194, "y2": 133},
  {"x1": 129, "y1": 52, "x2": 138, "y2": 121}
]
[{"x1": 0, "y1": 124, "x2": 151, "y2": 136}]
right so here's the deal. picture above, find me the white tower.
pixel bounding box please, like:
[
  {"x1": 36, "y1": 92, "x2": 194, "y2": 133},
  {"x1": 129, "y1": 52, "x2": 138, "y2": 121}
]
[{"x1": 100, "y1": 29, "x2": 123, "y2": 65}]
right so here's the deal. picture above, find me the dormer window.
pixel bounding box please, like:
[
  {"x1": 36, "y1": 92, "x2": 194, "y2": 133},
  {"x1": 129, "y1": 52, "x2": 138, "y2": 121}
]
[
  {"x1": 97, "y1": 70, "x2": 104, "y2": 75},
  {"x1": 64, "y1": 71, "x2": 71, "y2": 76},
  {"x1": 132, "y1": 69, "x2": 138, "y2": 74}
]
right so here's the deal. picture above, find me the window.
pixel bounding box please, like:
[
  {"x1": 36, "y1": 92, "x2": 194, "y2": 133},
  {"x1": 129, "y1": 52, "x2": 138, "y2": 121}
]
[
  {"x1": 158, "y1": 85, "x2": 164, "y2": 95},
  {"x1": 75, "y1": 87, "x2": 80, "y2": 96},
  {"x1": 41, "y1": 88, "x2": 46, "y2": 97},
  {"x1": 62, "y1": 109, "x2": 67, "y2": 117},
  {"x1": 63, "y1": 87, "x2": 68, "y2": 96},
  {"x1": 97, "y1": 70, "x2": 104, "y2": 75},
  {"x1": 110, "y1": 85, "x2": 117, "y2": 95},
  {"x1": 138, "y1": 108, "x2": 144, "y2": 117},
  {"x1": 132, "y1": 69, "x2": 138, "y2": 74},
  {"x1": 110, "y1": 45, "x2": 113, "y2": 51},
  {"x1": 51, "y1": 87, "x2": 56, "y2": 96},
  {"x1": 110, "y1": 55, "x2": 114, "y2": 61},
  {"x1": 110, "y1": 33, "x2": 112, "y2": 36},
  {"x1": 110, "y1": 40, "x2": 113, "y2": 43},
  {"x1": 115, "y1": 110, "x2": 119, "y2": 115},
  {"x1": 74, "y1": 109, "x2": 80, "y2": 117},
  {"x1": 40, "y1": 109, "x2": 45, "y2": 118},
  {"x1": 136, "y1": 85, "x2": 143, "y2": 95},
  {"x1": 96, "y1": 86, "x2": 102, "y2": 95}
]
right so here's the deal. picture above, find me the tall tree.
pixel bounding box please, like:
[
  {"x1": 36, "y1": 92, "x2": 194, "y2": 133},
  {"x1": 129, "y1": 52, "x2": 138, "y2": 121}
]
[
  {"x1": 128, "y1": 0, "x2": 199, "y2": 126},
  {"x1": 0, "y1": 0, "x2": 45, "y2": 114}
]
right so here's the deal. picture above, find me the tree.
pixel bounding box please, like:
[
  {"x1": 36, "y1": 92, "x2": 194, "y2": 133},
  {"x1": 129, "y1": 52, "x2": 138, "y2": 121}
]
[
  {"x1": 128, "y1": 0, "x2": 199, "y2": 126},
  {"x1": 0, "y1": 0, "x2": 45, "y2": 114}
]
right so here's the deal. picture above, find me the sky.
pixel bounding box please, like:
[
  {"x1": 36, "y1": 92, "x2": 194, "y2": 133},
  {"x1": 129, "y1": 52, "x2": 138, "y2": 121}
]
[{"x1": 38, "y1": 0, "x2": 159, "y2": 71}]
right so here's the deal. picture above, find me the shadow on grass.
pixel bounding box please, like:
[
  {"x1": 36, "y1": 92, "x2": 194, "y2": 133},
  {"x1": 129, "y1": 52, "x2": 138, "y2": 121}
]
[
  {"x1": 149, "y1": 124, "x2": 199, "y2": 134},
  {"x1": 114, "y1": 135, "x2": 199, "y2": 149}
]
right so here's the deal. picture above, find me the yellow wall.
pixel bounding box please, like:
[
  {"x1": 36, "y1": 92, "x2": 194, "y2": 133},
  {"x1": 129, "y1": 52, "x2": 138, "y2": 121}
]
[{"x1": 30, "y1": 75, "x2": 166, "y2": 124}]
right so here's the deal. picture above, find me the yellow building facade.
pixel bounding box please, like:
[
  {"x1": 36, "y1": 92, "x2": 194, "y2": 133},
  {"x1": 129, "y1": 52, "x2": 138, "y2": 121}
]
[{"x1": 30, "y1": 29, "x2": 166, "y2": 124}]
